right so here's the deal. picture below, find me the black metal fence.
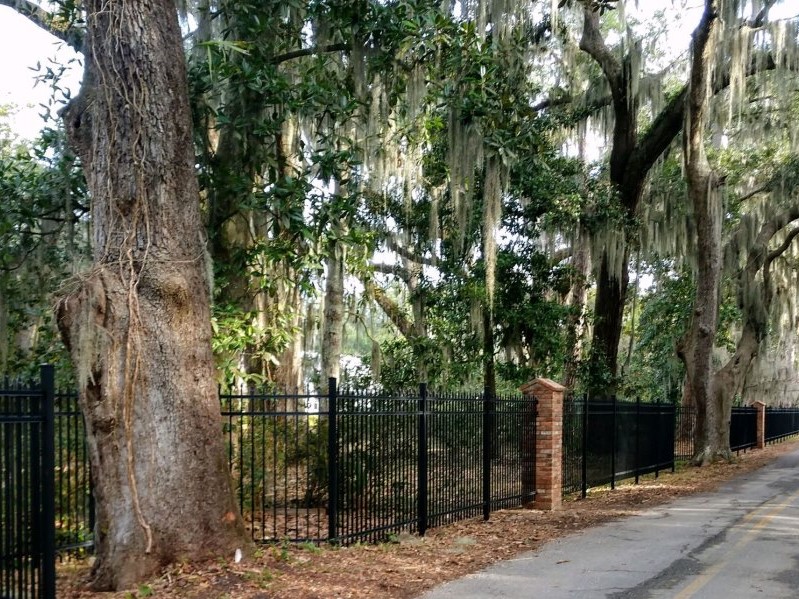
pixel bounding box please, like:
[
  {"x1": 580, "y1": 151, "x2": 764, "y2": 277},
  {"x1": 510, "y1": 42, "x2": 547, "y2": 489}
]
[
  {"x1": 53, "y1": 392, "x2": 94, "y2": 556},
  {"x1": 222, "y1": 382, "x2": 536, "y2": 544},
  {"x1": 8, "y1": 364, "x2": 799, "y2": 597},
  {"x1": 0, "y1": 366, "x2": 56, "y2": 599},
  {"x1": 730, "y1": 406, "x2": 758, "y2": 452},
  {"x1": 675, "y1": 406, "x2": 696, "y2": 460},
  {"x1": 562, "y1": 397, "x2": 675, "y2": 496},
  {"x1": 765, "y1": 407, "x2": 799, "y2": 443},
  {"x1": 563, "y1": 399, "x2": 789, "y2": 496}
]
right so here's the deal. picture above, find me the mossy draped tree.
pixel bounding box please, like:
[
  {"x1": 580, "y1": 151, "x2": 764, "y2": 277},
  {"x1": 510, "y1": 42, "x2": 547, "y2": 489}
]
[
  {"x1": 567, "y1": 0, "x2": 796, "y2": 396},
  {"x1": 681, "y1": 0, "x2": 726, "y2": 464},
  {"x1": 676, "y1": 0, "x2": 799, "y2": 462},
  {"x1": 575, "y1": 1, "x2": 688, "y2": 393},
  {"x1": 51, "y1": 0, "x2": 249, "y2": 589}
]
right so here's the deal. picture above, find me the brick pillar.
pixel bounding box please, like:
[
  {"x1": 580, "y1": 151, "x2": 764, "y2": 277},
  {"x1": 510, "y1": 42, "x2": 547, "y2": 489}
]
[
  {"x1": 520, "y1": 378, "x2": 564, "y2": 511},
  {"x1": 755, "y1": 400, "x2": 766, "y2": 449}
]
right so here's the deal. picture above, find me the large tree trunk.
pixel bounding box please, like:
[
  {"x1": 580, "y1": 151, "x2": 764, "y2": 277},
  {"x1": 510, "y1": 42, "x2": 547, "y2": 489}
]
[
  {"x1": 0, "y1": 276, "x2": 7, "y2": 371},
  {"x1": 270, "y1": 281, "x2": 304, "y2": 395},
  {"x1": 711, "y1": 325, "x2": 760, "y2": 449},
  {"x1": 407, "y1": 261, "x2": 429, "y2": 383},
  {"x1": 562, "y1": 212, "x2": 591, "y2": 391},
  {"x1": 681, "y1": 0, "x2": 727, "y2": 464},
  {"x1": 319, "y1": 234, "x2": 345, "y2": 411},
  {"x1": 579, "y1": 6, "x2": 640, "y2": 396},
  {"x1": 56, "y1": 0, "x2": 249, "y2": 589}
]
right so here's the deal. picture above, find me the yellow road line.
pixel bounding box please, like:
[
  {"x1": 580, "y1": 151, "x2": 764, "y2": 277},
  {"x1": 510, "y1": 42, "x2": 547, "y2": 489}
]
[{"x1": 673, "y1": 486, "x2": 799, "y2": 599}]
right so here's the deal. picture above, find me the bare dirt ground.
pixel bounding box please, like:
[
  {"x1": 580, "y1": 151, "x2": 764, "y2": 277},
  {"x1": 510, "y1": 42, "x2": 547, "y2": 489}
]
[{"x1": 58, "y1": 440, "x2": 799, "y2": 599}]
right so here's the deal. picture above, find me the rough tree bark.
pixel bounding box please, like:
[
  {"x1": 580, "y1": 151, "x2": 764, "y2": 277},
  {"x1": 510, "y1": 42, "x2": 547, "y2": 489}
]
[
  {"x1": 55, "y1": 0, "x2": 249, "y2": 589},
  {"x1": 321, "y1": 227, "x2": 346, "y2": 383}
]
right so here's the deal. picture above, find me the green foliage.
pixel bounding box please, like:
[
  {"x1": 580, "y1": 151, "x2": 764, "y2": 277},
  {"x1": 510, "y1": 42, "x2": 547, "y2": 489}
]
[
  {"x1": 372, "y1": 337, "x2": 421, "y2": 392},
  {"x1": 352, "y1": 4, "x2": 591, "y2": 391},
  {"x1": 187, "y1": 0, "x2": 372, "y2": 384},
  {"x1": 0, "y1": 109, "x2": 86, "y2": 380},
  {"x1": 619, "y1": 262, "x2": 741, "y2": 402},
  {"x1": 621, "y1": 264, "x2": 692, "y2": 401}
]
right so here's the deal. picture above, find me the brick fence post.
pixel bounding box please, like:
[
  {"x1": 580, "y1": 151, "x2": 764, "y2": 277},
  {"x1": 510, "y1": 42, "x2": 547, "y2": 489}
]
[
  {"x1": 754, "y1": 400, "x2": 766, "y2": 449},
  {"x1": 520, "y1": 378, "x2": 564, "y2": 511}
]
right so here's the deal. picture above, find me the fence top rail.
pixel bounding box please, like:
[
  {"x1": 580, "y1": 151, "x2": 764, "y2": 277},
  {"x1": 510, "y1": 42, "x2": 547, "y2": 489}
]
[
  {"x1": 54, "y1": 409, "x2": 83, "y2": 417},
  {"x1": 220, "y1": 408, "x2": 325, "y2": 417},
  {"x1": 564, "y1": 395, "x2": 679, "y2": 404},
  {"x1": 336, "y1": 392, "x2": 529, "y2": 402},
  {"x1": 0, "y1": 413, "x2": 46, "y2": 423},
  {"x1": 220, "y1": 392, "x2": 326, "y2": 401},
  {"x1": 563, "y1": 398, "x2": 678, "y2": 408},
  {"x1": 0, "y1": 389, "x2": 43, "y2": 398}
]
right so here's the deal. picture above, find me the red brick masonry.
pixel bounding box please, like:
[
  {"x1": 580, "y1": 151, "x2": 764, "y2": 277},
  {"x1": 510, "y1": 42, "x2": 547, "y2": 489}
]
[
  {"x1": 520, "y1": 378, "x2": 565, "y2": 511},
  {"x1": 755, "y1": 400, "x2": 765, "y2": 449}
]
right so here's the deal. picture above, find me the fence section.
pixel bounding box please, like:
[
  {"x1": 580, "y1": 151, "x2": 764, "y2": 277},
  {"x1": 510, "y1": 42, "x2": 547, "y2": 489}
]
[
  {"x1": 334, "y1": 388, "x2": 419, "y2": 543},
  {"x1": 54, "y1": 392, "x2": 94, "y2": 555},
  {"x1": 675, "y1": 406, "x2": 696, "y2": 460},
  {"x1": 562, "y1": 397, "x2": 676, "y2": 497},
  {"x1": 0, "y1": 366, "x2": 56, "y2": 599},
  {"x1": 562, "y1": 400, "x2": 787, "y2": 496},
  {"x1": 221, "y1": 383, "x2": 535, "y2": 545},
  {"x1": 14, "y1": 364, "x2": 799, "y2": 594},
  {"x1": 562, "y1": 397, "x2": 584, "y2": 495},
  {"x1": 730, "y1": 406, "x2": 757, "y2": 452},
  {"x1": 765, "y1": 407, "x2": 799, "y2": 443},
  {"x1": 491, "y1": 394, "x2": 535, "y2": 510},
  {"x1": 220, "y1": 389, "x2": 329, "y2": 543}
]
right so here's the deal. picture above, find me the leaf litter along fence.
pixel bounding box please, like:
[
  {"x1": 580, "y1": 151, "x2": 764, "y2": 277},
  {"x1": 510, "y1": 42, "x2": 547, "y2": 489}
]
[{"x1": 221, "y1": 382, "x2": 537, "y2": 544}]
